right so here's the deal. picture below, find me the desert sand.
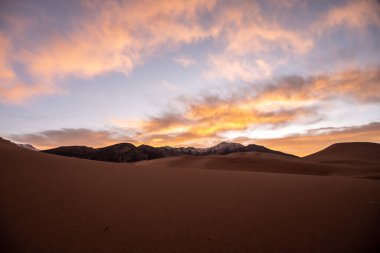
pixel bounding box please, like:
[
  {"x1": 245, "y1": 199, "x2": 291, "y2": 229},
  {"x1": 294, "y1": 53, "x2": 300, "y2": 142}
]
[{"x1": 1, "y1": 138, "x2": 379, "y2": 252}]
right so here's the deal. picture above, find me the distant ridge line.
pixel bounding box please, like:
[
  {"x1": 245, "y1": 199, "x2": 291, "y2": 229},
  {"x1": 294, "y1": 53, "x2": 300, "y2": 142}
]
[{"x1": 41, "y1": 141, "x2": 297, "y2": 163}]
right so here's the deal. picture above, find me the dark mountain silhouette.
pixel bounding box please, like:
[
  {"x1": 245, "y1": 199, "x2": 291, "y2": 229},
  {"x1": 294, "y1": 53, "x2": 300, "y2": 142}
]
[
  {"x1": 43, "y1": 146, "x2": 96, "y2": 159},
  {"x1": 42, "y1": 141, "x2": 297, "y2": 163}
]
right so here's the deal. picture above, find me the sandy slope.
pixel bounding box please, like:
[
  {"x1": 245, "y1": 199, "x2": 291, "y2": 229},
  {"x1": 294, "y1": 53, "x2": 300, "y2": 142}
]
[
  {"x1": 137, "y1": 148, "x2": 380, "y2": 178},
  {"x1": 1, "y1": 139, "x2": 379, "y2": 253},
  {"x1": 304, "y1": 142, "x2": 380, "y2": 162}
]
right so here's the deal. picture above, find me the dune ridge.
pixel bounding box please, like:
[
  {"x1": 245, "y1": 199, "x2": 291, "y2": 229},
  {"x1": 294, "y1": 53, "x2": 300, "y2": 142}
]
[{"x1": 304, "y1": 142, "x2": 380, "y2": 162}]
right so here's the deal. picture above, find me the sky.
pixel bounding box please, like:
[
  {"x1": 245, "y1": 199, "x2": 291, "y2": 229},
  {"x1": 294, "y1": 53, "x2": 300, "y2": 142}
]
[{"x1": 1, "y1": 0, "x2": 380, "y2": 156}]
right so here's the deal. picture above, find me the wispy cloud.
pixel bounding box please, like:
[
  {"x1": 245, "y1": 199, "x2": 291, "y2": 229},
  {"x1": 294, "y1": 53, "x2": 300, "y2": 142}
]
[
  {"x1": 1, "y1": 0, "x2": 217, "y2": 103},
  {"x1": 22, "y1": 0, "x2": 216, "y2": 80},
  {"x1": 0, "y1": 32, "x2": 59, "y2": 104},
  {"x1": 206, "y1": 0, "x2": 380, "y2": 82},
  {"x1": 124, "y1": 67, "x2": 380, "y2": 146},
  {"x1": 1, "y1": 0, "x2": 379, "y2": 103},
  {"x1": 7, "y1": 58, "x2": 380, "y2": 148},
  {"x1": 255, "y1": 67, "x2": 380, "y2": 104},
  {"x1": 204, "y1": 1, "x2": 313, "y2": 82},
  {"x1": 173, "y1": 55, "x2": 196, "y2": 68},
  {"x1": 313, "y1": 0, "x2": 380, "y2": 34}
]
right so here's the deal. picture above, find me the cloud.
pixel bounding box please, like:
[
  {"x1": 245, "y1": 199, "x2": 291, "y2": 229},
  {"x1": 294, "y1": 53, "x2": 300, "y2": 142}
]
[
  {"x1": 1, "y1": 0, "x2": 380, "y2": 104},
  {"x1": 8, "y1": 0, "x2": 308, "y2": 101},
  {"x1": 206, "y1": 0, "x2": 380, "y2": 82},
  {"x1": 135, "y1": 107, "x2": 318, "y2": 147},
  {"x1": 0, "y1": 33, "x2": 14, "y2": 82},
  {"x1": 313, "y1": 0, "x2": 380, "y2": 34},
  {"x1": 205, "y1": 1, "x2": 313, "y2": 82},
  {"x1": 0, "y1": 32, "x2": 59, "y2": 104},
  {"x1": 21, "y1": 0, "x2": 217, "y2": 80},
  {"x1": 10, "y1": 128, "x2": 135, "y2": 149},
  {"x1": 206, "y1": 55, "x2": 264, "y2": 82},
  {"x1": 255, "y1": 67, "x2": 380, "y2": 104},
  {"x1": 123, "y1": 67, "x2": 380, "y2": 147},
  {"x1": 1, "y1": 0, "x2": 218, "y2": 103},
  {"x1": 173, "y1": 55, "x2": 196, "y2": 68},
  {"x1": 8, "y1": 62, "x2": 380, "y2": 148},
  {"x1": 0, "y1": 82, "x2": 59, "y2": 104},
  {"x1": 254, "y1": 122, "x2": 380, "y2": 156}
]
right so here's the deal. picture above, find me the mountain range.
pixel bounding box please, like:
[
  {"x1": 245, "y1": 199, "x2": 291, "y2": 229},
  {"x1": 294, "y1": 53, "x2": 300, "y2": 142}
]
[{"x1": 42, "y1": 141, "x2": 297, "y2": 163}]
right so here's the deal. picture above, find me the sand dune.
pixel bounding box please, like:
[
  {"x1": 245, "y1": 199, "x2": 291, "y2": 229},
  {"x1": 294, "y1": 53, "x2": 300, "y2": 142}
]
[
  {"x1": 1, "y1": 138, "x2": 380, "y2": 252},
  {"x1": 304, "y1": 142, "x2": 380, "y2": 162},
  {"x1": 137, "y1": 148, "x2": 380, "y2": 178}
]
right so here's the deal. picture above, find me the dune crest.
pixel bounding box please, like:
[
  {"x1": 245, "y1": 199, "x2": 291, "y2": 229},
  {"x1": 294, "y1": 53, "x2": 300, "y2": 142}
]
[{"x1": 304, "y1": 142, "x2": 380, "y2": 162}]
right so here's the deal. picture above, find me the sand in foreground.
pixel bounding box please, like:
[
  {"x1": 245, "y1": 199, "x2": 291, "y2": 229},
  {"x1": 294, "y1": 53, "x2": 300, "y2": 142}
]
[{"x1": 1, "y1": 139, "x2": 379, "y2": 253}]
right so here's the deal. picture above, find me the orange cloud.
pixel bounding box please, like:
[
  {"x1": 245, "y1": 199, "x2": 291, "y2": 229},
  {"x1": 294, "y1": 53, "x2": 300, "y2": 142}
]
[
  {"x1": 2, "y1": 0, "x2": 380, "y2": 103},
  {"x1": 313, "y1": 0, "x2": 380, "y2": 34},
  {"x1": 0, "y1": 33, "x2": 14, "y2": 82},
  {"x1": 0, "y1": 82, "x2": 59, "y2": 104},
  {"x1": 205, "y1": 1, "x2": 313, "y2": 82},
  {"x1": 134, "y1": 107, "x2": 319, "y2": 148},
  {"x1": 0, "y1": 32, "x2": 59, "y2": 104},
  {"x1": 125, "y1": 67, "x2": 380, "y2": 147},
  {"x1": 21, "y1": 0, "x2": 217, "y2": 81},
  {"x1": 206, "y1": 0, "x2": 380, "y2": 82},
  {"x1": 255, "y1": 68, "x2": 380, "y2": 105},
  {"x1": 2, "y1": 0, "x2": 218, "y2": 103}
]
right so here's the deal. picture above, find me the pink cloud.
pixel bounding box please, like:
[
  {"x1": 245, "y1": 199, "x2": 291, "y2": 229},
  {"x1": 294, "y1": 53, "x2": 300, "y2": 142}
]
[
  {"x1": 313, "y1": 0, "x2": 380, "y2": 34},
  {"x1": 1, "y1": 0, "x2": 380, "y2": 103}
]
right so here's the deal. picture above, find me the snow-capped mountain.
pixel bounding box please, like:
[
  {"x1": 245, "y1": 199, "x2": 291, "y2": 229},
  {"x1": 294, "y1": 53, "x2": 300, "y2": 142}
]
[
  {"x1": 205, "y1": 142, "x2": 245, "y2": 154},
  {"x1": 16, "y1": 143, "x2": 39, "y2": 151}
]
